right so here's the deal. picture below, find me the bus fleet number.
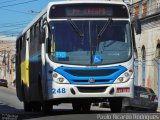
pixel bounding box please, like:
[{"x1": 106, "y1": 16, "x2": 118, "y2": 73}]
[{"x1": 52, "y1": 88, "x2": 66, "y2": 94}]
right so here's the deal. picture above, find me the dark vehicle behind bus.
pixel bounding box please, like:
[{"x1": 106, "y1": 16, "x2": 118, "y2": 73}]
[
  {"x1": 0, "y1": 79, "x2": 8, "y2": 88},
  {"x1": 123, "y1": 86, "x2": 158, "y2": 112},
  {"x1": 94, "y1": 86, "x2": 158, "y2": 112}
]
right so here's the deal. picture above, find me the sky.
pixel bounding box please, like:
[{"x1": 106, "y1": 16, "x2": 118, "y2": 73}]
[{"x1": 0, "y1": 0, "x2": 64, "y2": 40}]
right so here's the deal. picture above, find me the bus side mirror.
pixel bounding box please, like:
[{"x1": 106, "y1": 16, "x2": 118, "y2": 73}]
[{"x1": 134, "y1": 18, "x2": 141, "y2": 35}]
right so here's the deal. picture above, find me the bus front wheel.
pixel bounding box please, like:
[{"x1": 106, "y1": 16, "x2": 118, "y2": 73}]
[
  {"x1": 24, "y1": 102, "x2": 32, "y2": 112},
  {"x1": 81, "y1": 103, "x2": 91, "y2": 112},
  {"x1": 32, "y1": 102, "x2": 41, "y2": 112},
  {"x1": 109, "y1": 98, "x2": 123, "y2": 113},
  {"x1": 42, "y1": 102, "x2": 53, "y2": 113},
  {"x1": 72, "y1": 103, "x2": 91, "y2": 112},
  {"x1": 72, "y1": 103, "x2": 81, "y2": 112},
  {"x1": 24, "y1": 101, "x2": 41, "y2": 112}
]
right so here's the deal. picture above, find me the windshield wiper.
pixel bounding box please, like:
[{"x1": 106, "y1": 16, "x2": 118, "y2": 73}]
[
  {"x1": 97, "y1": 18, "x2": 113, "y2": 39},
  {"x1": 68, "y1": 19, "x2": 84, "y2": 38}
]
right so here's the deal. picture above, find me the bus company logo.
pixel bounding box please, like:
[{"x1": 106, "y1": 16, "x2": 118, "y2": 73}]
[{"x1": 89, "y1": 78, "x2": 95, "y2": 84}]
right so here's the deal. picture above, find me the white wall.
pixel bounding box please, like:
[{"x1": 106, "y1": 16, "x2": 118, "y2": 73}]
[{"x1": 135, "y1": 22, "x2": 160, "y2": 94}]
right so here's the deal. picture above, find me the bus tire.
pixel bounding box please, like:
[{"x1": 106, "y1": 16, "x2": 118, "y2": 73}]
[
  {"x1": 21, "y1": 81, "x2": 25, "y2": 101},
  {"x1": 42, "y1": 102, "x2": 52, "y2": 113},
  {"x1": 24, "y1": 102, "x2": 32, "y2": 112},
  {"x1": 81, "y1": 103, "x2": 91, "y2": 112},
  {"x1": 72, "y1": 103, "x2": 81, "y2": 112},
  {"x1": 38, "y1": 75, "x2": 43, "y2": 100},
  {"x1": 72, "y1": 102, "x2": 91, "y2": 112},
  {"x1": 32, "y1": 101, "x2": 41, "y2": 112},
  {"x1": 109, "y1": 98, "x2": 123, "y2": 113}
]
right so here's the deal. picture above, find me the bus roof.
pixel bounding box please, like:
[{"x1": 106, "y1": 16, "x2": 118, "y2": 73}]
[
  {"x1": 49, "y1": 0, "x2": 125, "y2": 5},
  {"x1": 17, "y1": 0, "x2": 127, "y2": 40},
  {"x1": 48, "y1": 0, "x2": 127, "y2": 6}
]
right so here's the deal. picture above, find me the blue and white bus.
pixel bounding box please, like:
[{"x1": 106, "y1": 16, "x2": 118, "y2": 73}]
[{"x1": 16, "y1": 0, "x2": 141, "y2": 113}]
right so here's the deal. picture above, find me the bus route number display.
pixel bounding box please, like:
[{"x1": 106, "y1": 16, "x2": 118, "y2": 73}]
[
  {"x1": 66, "y1": 7, "x2": 113, "y2": 17},
  {"x1": 49, "y1": 4, "x2": 129, "y2": 18}
]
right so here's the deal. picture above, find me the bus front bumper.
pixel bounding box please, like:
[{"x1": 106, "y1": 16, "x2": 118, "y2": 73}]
[{"x1": 47, "y1": 78, "x2": 134, "y2": 100}]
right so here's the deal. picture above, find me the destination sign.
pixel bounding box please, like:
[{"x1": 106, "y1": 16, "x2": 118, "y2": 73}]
[
  {"x1": 49, "y1": 4, "x2": 129, "y2": 18},
  {"x1": 65, "y1": 7, "x2": 113, "y2": 17}
]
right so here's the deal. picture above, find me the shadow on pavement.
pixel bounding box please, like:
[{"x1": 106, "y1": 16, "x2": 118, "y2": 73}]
[
  {"x1": 0, "y1": 102, "x2": 110, "y2": 120},
  {"x1": 0, "y1": 103, "x2": 158, "y2": 120},
  {"x1": 19, "y1": 109, "x2": 109, "y2": 120},
  {"x1": 0, "y1": 102, "x2": 22, "y2": 113}
]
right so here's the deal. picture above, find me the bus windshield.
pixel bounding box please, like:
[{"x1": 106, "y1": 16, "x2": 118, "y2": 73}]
[{"x1": 49, "y1": 20, "x2": 132, "y2": 65}]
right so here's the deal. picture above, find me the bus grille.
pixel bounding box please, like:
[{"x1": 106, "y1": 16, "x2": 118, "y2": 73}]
[
  {"x1": 64, "y1": 69, "x2": 118, "y2": 76},
  {"x1": 73, "y1": 79, "x2": 111, "y2": 83},
  {"x1": 55, "y1": 66, "x2": 127, "y2": 85},
  {"x1": 77, "y1": 86, "x2": 107, "y2": 93}
]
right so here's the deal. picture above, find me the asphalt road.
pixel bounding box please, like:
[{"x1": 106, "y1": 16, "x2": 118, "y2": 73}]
[
  {"x1": 0, "y1": 86, "x2": 159, "y2": 120},
  {"x1": 0, "y1": 86, "x2": 110, "y2": 120}
]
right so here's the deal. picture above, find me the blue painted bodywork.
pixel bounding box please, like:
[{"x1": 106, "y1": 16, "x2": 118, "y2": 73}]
[{"x1": 55, "y1": 66, "x2": 127, "y2": 85}]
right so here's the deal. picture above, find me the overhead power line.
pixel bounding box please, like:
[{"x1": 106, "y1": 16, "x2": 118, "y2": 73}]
[
  {"x1": 0, "y1": 0, "x2": 40, "y2": 8},
  {"x1": 1, "y1": 8, "x2": 37, "y2": 15},
  {"x1": 0, "y1": 27, "x2": 22, "y2": 34},
  {"x1": 0, "y1": 0, "x2": 19, "y2": 4},
  {"x1": 0, "y1": 23, "x2": 28, "y2": 28},
  {"x1": 0, "y1": 33, "x2": 19, "y2": 37},
  {"x1": 0, "y1": 20, "x2": 31, "y2": 25}
]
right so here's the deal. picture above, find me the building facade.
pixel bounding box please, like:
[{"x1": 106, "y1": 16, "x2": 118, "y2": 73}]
[
  {"x1": 130, "y1": 0, "x2": 160, "y2": 109},
  {"x1": 0, "y1": 40, "x2": 16, "y2": 85}
]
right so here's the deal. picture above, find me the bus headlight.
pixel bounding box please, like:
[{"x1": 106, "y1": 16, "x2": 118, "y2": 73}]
[
  {"x1": 58, "y1": 78, "x2": 64, "y2": 83},
  {"x1": 118, "y1": 77, "x2": 124, "y2": 82},
  {"x1": 53, "y1": 73, "x2": 58, "y2": 78},
  {"x1": 114, "y1": 71, "x2": 132, "y2": 84},
  {"x1": 52, "y1": 72, "x2": 69, "y2": 84},
  {"x1": 124, "y1": 72, "x2": 129, "y2": 77}
]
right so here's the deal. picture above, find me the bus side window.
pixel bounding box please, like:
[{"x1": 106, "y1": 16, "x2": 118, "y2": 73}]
[
  {"x1": 31, "y1": 24, "x2": 37, "y2": 55},
  {"x1": 21, "y1": 35, "x2": 26, "y2": 61},
  {"x1": 37, "y1": 21, "x2": 41, "y2": 51},
  {"x1": 30, "y1": 28, "x2": 33, "y2": 43},
  {"x1": 30, "y1": 27, "x2": 34, "y2": 56},
  {"x1": 20, "y1": 38, "x2": 22, "y2": 51},
  {"x1": 39, "y1": 20, "x2": 42, "y2": 44}
]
